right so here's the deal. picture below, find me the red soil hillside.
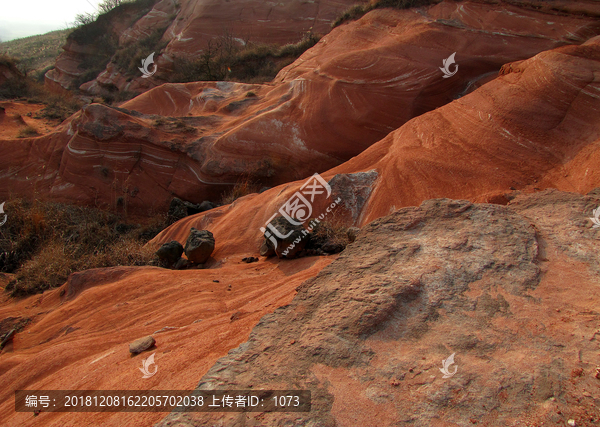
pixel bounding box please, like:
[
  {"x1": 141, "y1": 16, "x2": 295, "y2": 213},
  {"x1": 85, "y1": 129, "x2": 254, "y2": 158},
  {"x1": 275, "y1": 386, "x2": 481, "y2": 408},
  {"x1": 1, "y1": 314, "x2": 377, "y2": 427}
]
[
  {"x1": 46, "y1": 0, "x2": 364, "y2": 95},
  {"x1": 0, "y1": 257, "x2": 335, "y2": 426},
  {"x1": 3, "y1": 1, "x2": 599, "y2": 215},
  {"x1": 151, "y1": 35, "x2": 600, "y2": 257}
]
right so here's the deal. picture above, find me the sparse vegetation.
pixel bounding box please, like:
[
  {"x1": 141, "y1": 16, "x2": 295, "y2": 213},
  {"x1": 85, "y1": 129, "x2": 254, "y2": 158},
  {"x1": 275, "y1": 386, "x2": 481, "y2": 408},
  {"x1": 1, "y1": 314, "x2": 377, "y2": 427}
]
[
  {"x1": 69, "y1": 0, "x2": 158, "y2": 88},
  {"x1": 16, "y1": 126, "x2": 39, "y2": 138},
  {"x1": 219, "y1": 176, "x2": 262, "y2": 205},
  {"x1": 0, "y1": 199, "x2": 166, "y2": 296},
  {"x1": 0, "y1": 55, "x2": 83, "y2": 120},
  {"x1": 0, "y1": 54, "x2": 29, "y2": 98},
  {"x1": 332, "y1": 0, "x2": 441, "y2": 28},
  {"x1": 171, "y1": 32, "x2": 321, "y2": 84},
  {"x1": 112, "y1": 25, "x2": 169, "y2": 75},
  {"x1": 309, "y1": 220, "x2": 351, "y2": 251},
  {"x1": 0, "y1": 29, "x2": 69, "y2": 80}
]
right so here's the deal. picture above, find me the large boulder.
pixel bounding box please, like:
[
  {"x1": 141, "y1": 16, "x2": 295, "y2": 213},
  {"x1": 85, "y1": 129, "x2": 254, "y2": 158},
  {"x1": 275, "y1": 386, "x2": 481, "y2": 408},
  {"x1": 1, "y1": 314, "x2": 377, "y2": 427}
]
[
  {"x1": 184, "y1": 228, "x2": 215, "y2": 264},
  {"x1": 155, "y1": 241, "x2": 184, "y2": 267},
  {"x1": 260, "y1": 216, "x2": 307, "y2": 259}
]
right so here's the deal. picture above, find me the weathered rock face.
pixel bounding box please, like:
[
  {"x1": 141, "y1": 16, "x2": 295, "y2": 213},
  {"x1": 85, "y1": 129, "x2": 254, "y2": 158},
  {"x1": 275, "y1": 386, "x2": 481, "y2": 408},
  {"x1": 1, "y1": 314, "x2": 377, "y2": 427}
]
[
  {"x1": 46, "y1": 0, "x2": 363, "y2": 94},
  {"x1": 184, "y1": 228, "x2": 215, "y2": 264},
  {"x1": 149, "y1": 35, "x2": 600, "y2": 259},
  {"x1": 45, "y1": 0, "x2": 161, "y2": 93},
  {"x1": 157, "y1": 189, "x2": 600, "y2": 426},
  {"x1": 4, "y1": 2, "x2": 600, "y2": 215}
]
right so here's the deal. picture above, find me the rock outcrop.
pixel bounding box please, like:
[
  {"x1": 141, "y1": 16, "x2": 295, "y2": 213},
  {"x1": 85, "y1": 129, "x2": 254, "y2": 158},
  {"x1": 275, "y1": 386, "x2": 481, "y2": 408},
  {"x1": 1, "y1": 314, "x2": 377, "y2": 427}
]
[
  {"x1": 45, "y1": 0, "x2": 363, "y2": 94},
  {"x1": 158, "y1": 189, "x2": 600, "y2": 426},
  {"x1": 4, "y1": 1, "x2": 598, "y2": 215},
  {"x1": 150, "y1": 35, "x2": 600, "y2": 258}
]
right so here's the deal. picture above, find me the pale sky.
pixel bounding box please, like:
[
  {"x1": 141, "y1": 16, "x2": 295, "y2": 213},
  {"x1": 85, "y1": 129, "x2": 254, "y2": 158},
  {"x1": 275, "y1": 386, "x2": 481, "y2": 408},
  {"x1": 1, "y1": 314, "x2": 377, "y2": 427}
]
[{"x1": 0, "y1": 0, "x2": 104, "y2": 41}]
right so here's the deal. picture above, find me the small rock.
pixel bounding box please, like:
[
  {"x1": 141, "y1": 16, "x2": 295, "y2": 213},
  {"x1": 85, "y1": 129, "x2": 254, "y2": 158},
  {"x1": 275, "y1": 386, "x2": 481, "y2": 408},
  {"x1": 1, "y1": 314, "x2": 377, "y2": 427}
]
[
  {"x1": 571, "y1": 368, "x2": 584, "y2": 378},
  {"x1": 198, "y1": 200, "x2": 216, "y2": 212},
  {"x1": 322, "y1": 241, "x2": 345, "y2": 254},
  {"x1": 168, "y1": 197, "x2": 202, "y2": 222},
  {"x1": 567, "y1": 420, "x2": 576, "y2": 427},
  {"x1": 173, "y1": 258, "x2": 189, "y2": 270},
  {"x1": 230, "y1": 311, "x2": 241, "y2": 322},
  {"x1": 0, "y1": 328, "x2": 16, "y2": 349},
  {"x1": 242, "y1": 256, "x2": 258, "y2": 263},
  {"x1": 129, "y1": 336, "x2": 155, "y2": 354},
  {"x1": 184, "y1": 228, "x2": 215, "y2": 264},
  {"x1": 213, "y1": 280, "x2": 220, "y2": 283},
  {"x1": 259, "y1": 242, "x2": 275, "y2": 257},
  {"x1": 346, "y1": 227, "x2": 360, "y2": 243},
  {"x1": 156, "y1": 241, "x2": 184, "y2": 267},
  {"x1": 260, "y1": 216, "x2": 307, "y2": 259}
]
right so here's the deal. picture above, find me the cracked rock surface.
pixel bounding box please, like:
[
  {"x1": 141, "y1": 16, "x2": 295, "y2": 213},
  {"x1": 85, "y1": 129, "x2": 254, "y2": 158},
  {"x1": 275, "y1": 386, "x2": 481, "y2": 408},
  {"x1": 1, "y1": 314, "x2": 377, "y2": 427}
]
[{"x1": 158, "y1": 190, "x2": 600, "y2": 426}]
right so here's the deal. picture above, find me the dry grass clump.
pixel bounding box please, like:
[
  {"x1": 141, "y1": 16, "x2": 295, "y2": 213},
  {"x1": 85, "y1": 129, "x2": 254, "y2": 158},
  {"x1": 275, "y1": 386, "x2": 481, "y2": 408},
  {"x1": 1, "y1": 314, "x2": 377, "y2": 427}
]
[
  {"x1": 16, "y1": 125, "x2": 39, "y2": 138},
  {"x1": 309, "y1": 220, "x2": 351, "y2": 250},
  {"x1": 0, "y1": 55, "x2": 83, "y2": 121},
  {"x1": 219, "y1": 178, "x2": 262, "y2": 206},
  {"x1": 0, "y1": 199, "x2": 165, "y2": 296}
]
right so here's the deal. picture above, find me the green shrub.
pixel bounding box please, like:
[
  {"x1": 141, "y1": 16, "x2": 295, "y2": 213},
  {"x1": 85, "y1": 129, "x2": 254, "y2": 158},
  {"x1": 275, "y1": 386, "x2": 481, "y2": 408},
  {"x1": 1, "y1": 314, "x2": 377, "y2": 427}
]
[{"x1": 112, "y1": 25, "x2": 169, "y2": 75}]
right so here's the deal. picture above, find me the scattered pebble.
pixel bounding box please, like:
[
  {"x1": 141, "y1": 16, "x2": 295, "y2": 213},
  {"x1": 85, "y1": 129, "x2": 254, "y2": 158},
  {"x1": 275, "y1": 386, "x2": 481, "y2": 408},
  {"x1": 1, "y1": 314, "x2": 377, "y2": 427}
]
[
  {"x1": 129, "y1": 335, "x2": 155, "y2": 354},
  {"x1": 567, "y1": 419, "x2": 576, "y2": 427}
]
